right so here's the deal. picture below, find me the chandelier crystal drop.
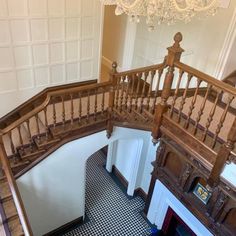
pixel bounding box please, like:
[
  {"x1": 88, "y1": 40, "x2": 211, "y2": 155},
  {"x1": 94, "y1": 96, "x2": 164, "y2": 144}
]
[{"x1": 100, "y1": 0, "x2": 220, "y2": 31}]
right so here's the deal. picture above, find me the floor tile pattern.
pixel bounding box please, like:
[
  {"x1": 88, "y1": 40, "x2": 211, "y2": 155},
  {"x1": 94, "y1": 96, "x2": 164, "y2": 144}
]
[{"x1": 63, "y1": 151, "x2": 151, "y2": 236}]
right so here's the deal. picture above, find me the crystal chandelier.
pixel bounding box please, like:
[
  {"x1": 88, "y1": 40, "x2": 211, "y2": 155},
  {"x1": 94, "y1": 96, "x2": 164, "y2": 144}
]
[{"x1": 100, "y1": 0, "x2": 220, "y2": 30}]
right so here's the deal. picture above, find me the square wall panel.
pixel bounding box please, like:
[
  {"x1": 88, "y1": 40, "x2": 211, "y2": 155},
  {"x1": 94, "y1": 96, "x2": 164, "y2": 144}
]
[
  {"x1": 80, "y1": 60, "x2": 92, "y2": 79},
  {"x1": 11, "y1": 20, "x2": 29, "y2": 43},
  {"x1": 35, "y1": 67, "x2": 49, "y2": 87},
  {"x1": 29, "y1": 0, "x2": 47, "y2": 16},
  {"x1": 8, "y1": 0, "x2": 28, "y2": 17},
  {"x1": 50, "y1": 43, "x2": 64, "y2": 63},
  {"x1": 0, "y1": 21, "x2": 11, "y2": 45},
  {"x1": 81, "y1": 40, "x2": 93, "y2": 59},
  {"x1": 17, "y1": 69, "x2": 34, "y2": 90},
  {"x1": 81, "y1": 17, "x2": 94, "y2": 39},
  {"x1": 65, "y1": 0, "x2": 81, "y2": 17},
  {"x1": 82, "y1": 0, "x2": 94, "y2": 16},
  {"x1": 0, "y1": 71, "x2": 17, "y2": 93},
  {"x1": 14, "y1": 46, "x2": 32, "y2": 67},
  {"x1": 49, "y1": 19, "x2": 64, "y2": 40},
  {"x1": 66, "y1": 18, "x2": 80, "y2": 40},
  {"x1": 66, "y1": 41, "x2": 78, "y2": 61},
  {"x1": 0, "y1": 47, "x2": 14, "y2": 69},
  {"x1": 33, "y1": 44, "x2": 48, "y2": 65},
  {"x1": 48, "y1": 0, "x2": 64, "y2": 17},
  {"x1": 0, "y1": 0, "x2": 7, "y2": 17},
  {"x1": 51, "y1": 64, "x2": 64, "y2": 84},
  {"x1": 66, "y1": 63, "x2": 78, "y2": 81},
  {"x1": 31, "y1": 19, "x2": 48, "y2": 42}
]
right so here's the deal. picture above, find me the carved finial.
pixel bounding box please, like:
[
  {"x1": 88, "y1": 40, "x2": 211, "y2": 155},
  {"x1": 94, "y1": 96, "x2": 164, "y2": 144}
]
[
  {"x1": 112, "y1": 61, "x2": 118, "y2": 73},
  {"x1": 173, "y1": 32, "x2": 183, "y2": 48}
]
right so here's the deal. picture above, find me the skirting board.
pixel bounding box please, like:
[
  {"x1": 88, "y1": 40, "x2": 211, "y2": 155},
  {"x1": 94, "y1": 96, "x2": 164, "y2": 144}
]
[
  {"x1": 44, "y1": 217, "x2": 83, "y2": 236},
  {"x1": 111, "y1": 165, "x2": 147, "y2": 201}
]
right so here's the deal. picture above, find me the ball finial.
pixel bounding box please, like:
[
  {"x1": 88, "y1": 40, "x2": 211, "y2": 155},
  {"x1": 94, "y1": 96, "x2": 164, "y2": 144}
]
[
  {"x1": 112, "y1": 61, "x2": 118, "y2": 73},
  {"x1": 173, "y1": 32, "x2": 183, "y2": 48}
]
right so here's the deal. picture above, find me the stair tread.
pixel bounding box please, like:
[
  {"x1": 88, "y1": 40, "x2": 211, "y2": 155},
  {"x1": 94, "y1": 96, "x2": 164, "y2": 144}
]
[
  {"x1": 0, "y1": 181, "x2": 11, "y2": 199},
  {"x1": 3, "y1": 199, "x2": 18, "y2": 220},
  {"x1": 8, "y1": 217, "x2": 24, "y2": 236}
]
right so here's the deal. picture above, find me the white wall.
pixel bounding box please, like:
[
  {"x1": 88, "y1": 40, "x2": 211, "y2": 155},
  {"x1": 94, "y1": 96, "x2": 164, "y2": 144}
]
[
  {"x1": 102, "y1": 6, "x2": 128, "y2": 68},
  {"x1": 132, "y1": 2, "x2": 236, "y2": 78},
  {"x1": 17, "y1": 127, "x2": 156, "y2": 236},
  {"x1": 0, "y1": 0, "x2": 103, "y2": 117}
]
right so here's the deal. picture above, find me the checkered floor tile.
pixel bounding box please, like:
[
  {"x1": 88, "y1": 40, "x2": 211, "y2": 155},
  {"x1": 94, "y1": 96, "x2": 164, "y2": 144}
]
[{"x1": 63, "y1": 151, "x2": 152, "y2": 236}]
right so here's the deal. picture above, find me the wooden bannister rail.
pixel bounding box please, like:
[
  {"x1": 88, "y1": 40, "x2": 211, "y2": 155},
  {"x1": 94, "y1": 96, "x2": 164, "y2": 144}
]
[
  {"x1": 0, "y1": 80, "x2": 97, "y2": 130},
  {"x1": 0, "y1": 136, "x2": 33, "y2": 236}
]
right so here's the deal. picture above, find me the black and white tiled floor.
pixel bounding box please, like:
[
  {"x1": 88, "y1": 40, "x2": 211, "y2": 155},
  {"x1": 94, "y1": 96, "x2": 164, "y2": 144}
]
[{"x1": 63, "y1": 151, "x2": 152, "y2": 236}]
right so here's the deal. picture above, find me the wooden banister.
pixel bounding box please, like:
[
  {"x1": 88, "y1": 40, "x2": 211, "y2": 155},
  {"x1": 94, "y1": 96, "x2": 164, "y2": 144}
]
[
  {"x1": 0, "y1": 80, "x2": 98, "y2": 130},
  {"x1": 151, "y1": 32, "x2": 184, "y2": 143},
  {"x1": 207, "y1": 117, "x2": 236, "y2": 189},
  {"x1": 174, "y1": 62, "x2": 236, "y2": 96},
  {"x1": 0, "y1": 136, "x2": 33, "y2": 236}
]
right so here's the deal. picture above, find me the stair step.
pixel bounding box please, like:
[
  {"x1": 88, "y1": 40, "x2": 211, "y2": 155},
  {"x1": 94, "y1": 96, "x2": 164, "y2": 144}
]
[
  {"x1": 34, "y1": 133, "x2": 60, "y2": 150},
  {"x1": 19, "y1": 148, "x2": 45, "y2": 161},
  {"x1": 0, "y1": 181, "x2": 11, "y2": 199},
  {"x1": 2, "y1": 199, "x2": 18, "y2": 221},
  {"x1": 8, "y1": 217, "x2": 24, "y2": 236}
]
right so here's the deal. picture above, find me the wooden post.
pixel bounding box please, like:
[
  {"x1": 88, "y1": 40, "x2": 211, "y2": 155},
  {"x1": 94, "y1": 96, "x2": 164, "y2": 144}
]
[
  {"x1": 207, "y1": 117, "x2": 236, "y2": 190},
  {"x1": 0, "y1": 136, "x2": 33, "y2": 236},
  {"x1": 106, "y1": 62, "x2": 118, "y2": 138},
  {"x1": 152, "y1": 32, "x2": 184, "y2": 143}
]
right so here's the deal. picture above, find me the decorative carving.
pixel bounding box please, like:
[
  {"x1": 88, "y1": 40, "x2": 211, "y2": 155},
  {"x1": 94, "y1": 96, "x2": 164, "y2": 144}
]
[
  {"x1": 211, "y1": 191, "x2": 229, "y2": 220},
  {"x1": 179, "y1": 163, "x2": 193, "y2": 189}
]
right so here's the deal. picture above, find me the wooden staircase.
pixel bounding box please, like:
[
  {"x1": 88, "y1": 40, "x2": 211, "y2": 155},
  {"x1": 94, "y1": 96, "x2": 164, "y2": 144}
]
[{"x1": 0, "y1": 32, "x2": 235, "y2": 235}]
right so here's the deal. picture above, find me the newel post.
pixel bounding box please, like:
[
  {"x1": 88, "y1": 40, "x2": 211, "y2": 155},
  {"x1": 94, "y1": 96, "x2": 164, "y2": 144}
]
[
  {"x1": 106, "y1": 62, "x2": 118, "y2": 138},
  {"x1": 152, "y1": 32, "x2": 184, "y2": 143},
  {"x1": 207, "y1": 117, "x2": 236, "y2": 190}
]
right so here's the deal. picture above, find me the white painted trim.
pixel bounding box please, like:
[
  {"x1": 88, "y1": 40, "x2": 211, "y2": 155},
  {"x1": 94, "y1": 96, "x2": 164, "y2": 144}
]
[
  {"x1": 127, "y1": 139, "x2": 143, "y2": 196},
  {"x1": 98, "y1": 3, "x2": 105, "y2": 83},
  {"x1": 214, "y1": 7, "x2": 236, "y2": 79},
  {"x1": 106, "y1": 141, "x2": 117, "y2": 172},
  {"x1": 147, "y1": 180, "x2": 213, "y2": 236},
  {"x1": 121, "y1": 20, "x2": 137, "y2": 70}
]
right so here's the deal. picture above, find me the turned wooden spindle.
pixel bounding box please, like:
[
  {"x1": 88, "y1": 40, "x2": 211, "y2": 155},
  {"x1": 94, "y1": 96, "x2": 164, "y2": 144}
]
[
  {"x1": 86, "y1": 90, "x2": 90, "y2": 122},
  {"x1": 70, "y1": 94, "x2": 74, "y2": 125},
  {"x1": 107, "y1": 61, "x2": 117, "y2": 138},
  {"x1": 152, "y1": 32, "x2": 184, "y2": 143},
  {"x1": 101, "y1": 88, "x2": 105, "y2": 115},
  {"x1": 147, "y1": 70, "x2": 155, "y2": 111},
  {"x1": 43, "y1": 107, "x2": 49, "y2": 139},
  {"x1": 139, "y1": 71, "x2": 149, "y2": 113},
  {"x1": 151, "y1": 68, "x2": 164, "y2": 114},
  {"x1": 61, "y1": 95, "x2": 66, "y2": 126},
  {"x1": 78, "y1": 92, "x2": 82, "y2": 123},
  {"x1": 170, "y1": 69, "x2": 184, "y2": 117},
  {"x1": 94, "y1": 89, "x2": 98, "y2": 121},
  {"x1": 207, "y1": 117, "x2": 236, "y2": 190},
  {"x1": 211, "y1": 94, "x2": 234, "y2": 148},
  {"x1": 201, "y1": 89, "x2": 222, "y2": 143},
  {"x1": 53, "y1": 98, "x2": 57, "y2": 127},
  {"x1": 184, "y1": 78, "x2": 201, "y2": 129},
  {"x1": 177, "y1": 73, "x2": 192, "y2": 123},
  {"x1": 193, "y1": 84, "x2": 212, "y2": 135},
  {"x1": 134, "y1": 73, "x2": 142, "y2": 111}
]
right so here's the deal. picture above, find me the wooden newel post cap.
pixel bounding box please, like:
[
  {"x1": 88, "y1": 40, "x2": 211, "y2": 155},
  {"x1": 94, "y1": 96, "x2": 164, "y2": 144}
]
[
  {"x1": 112, "y1": 61, "x2": 118, "y2": 73},
  {"x1": 173, "y1": 32, "x2": 183, "y2": 49},
  {"x1": 166, "y1": 32, "x2": 184, "y2": 66}
]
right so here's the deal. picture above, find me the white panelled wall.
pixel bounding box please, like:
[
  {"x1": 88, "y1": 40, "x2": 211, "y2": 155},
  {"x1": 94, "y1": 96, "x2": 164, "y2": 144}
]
[
  {"x1": 0, "y1": 0, "x2": 103, "y2": 117},
  {"x1": 131, "y1": 1, "x2": 236, "y2": 78}
]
